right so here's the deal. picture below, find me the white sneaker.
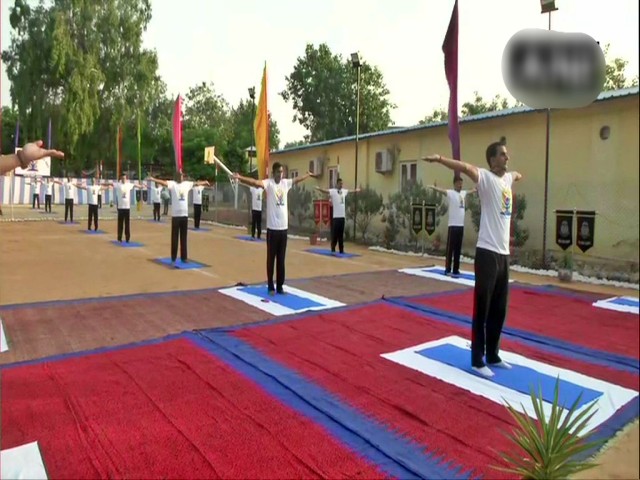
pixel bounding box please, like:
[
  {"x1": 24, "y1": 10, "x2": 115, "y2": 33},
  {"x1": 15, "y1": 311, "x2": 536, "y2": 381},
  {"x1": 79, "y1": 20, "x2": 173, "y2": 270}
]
[
  {"x1": 488, "y1": 361, "x2": 512, "y2": 370},
  {"x1": 472, "y1": 366, "x2": 495, "y2": 378}
]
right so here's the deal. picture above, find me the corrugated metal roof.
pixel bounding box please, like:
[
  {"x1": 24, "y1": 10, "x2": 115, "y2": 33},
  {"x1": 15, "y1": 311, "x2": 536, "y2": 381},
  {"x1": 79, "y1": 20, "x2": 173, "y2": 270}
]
[{"x1": 273, "y1": 86, "x2": 639, "y2": 155}]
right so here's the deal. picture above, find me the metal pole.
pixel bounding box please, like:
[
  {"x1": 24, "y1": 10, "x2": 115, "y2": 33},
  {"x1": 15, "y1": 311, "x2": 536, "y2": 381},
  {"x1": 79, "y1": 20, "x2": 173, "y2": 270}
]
[
  {"x1": 541, "y1": 11, "x2": 552, "y2": 267},
  {"x1": 353, "y1": 65, "x2": 361, "y2": 239}
]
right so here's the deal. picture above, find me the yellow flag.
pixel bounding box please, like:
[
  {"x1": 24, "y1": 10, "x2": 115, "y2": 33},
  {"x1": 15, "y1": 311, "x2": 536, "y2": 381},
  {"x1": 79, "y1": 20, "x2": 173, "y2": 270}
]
[{"x1": 254, "y1": 63, "x2": 270, "y2": 180}]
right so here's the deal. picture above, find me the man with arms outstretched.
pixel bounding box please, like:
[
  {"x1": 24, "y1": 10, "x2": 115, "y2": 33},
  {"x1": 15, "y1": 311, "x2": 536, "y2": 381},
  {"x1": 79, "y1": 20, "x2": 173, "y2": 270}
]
[
  {"x1": 315, "y1": 178, "x2": 361, "y2": 255},
  {"x1": 234, "y1": 163, "x2": 314, "y2": 295},
  {"x1": 427, "y1": 178, "x2": 476, "y2": 276},
  {"x1": 422, "y1": 142, "x2": 523, "y2": 377}
]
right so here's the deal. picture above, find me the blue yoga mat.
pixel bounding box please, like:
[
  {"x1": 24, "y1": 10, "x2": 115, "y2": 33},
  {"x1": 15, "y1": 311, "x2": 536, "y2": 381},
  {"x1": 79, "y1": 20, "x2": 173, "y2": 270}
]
[
  {"x1": 240, "y1": 285, "x2": 324, "y2": 310},
  {"x1": 424, "y1": 267, "x2": 475, "y2": 281},
  {"x1": 610, "y1": 297, "x2": 639, "y2": 307},
  {"x1": 111, "y1": 240, "x2": 144, "y2": 248},
  {"x1": 189, "y1": 227, "x2": 211, "y2": 232},
  {"x1": 235, "y1": 235, "x2": 265, "y2": 243},
  {"x1": 417, "y1": 344, "x2": 602, "y2": 408},
  {"x1": 81, "y1": 229, "x2": 106, "y2": 234},
  {"x1": 154, "y1": 258, "x2": 206, "y2": 270},
  {"x1": 306, "y1": 248, "x2": 360, "y2": 259}
]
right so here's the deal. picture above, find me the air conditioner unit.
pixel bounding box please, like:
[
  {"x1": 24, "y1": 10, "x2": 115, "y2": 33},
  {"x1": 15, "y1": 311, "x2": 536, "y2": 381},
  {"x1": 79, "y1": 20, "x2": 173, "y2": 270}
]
[
  {"x1": 309, "y1": 157, "x2": 324, "y2": 176},
  {"x1": 375, "y1": 150, "x2": 393, "y2": 173}
]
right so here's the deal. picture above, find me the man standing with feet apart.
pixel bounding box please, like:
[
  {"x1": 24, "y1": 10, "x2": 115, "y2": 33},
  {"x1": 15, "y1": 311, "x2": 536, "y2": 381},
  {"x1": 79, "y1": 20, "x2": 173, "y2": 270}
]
[
  {"x1": 422, "y1": 141, "x2": 522, "y2": 378},
  {"x1": 148, "y1": 173, "x2": 209, "y2": 266},
  {"x1": 316, "y1": 178, "x2": 360, "y2": 255},
  {"x1": 234, "y1": 163, "x2": 314, "y2": 295}
]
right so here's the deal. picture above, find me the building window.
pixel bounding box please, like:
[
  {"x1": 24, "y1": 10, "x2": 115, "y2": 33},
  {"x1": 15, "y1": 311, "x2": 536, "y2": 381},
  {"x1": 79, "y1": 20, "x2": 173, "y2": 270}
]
[
  {"x1": 328, "y1": 167, "x2": 338, "y2": 188},
  {"x1": 401, "y1": 162, "x2": 417, "y2": 188},
  {"x1": 290, "y1": 169, "x2": 299, "y2": 179}
]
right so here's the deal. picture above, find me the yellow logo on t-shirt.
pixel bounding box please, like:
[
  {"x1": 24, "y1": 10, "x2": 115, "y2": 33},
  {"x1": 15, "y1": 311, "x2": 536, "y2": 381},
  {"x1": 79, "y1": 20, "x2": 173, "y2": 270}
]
[
  {"x1": 501, "y1": 187, "x2": 512, "y2": 217},
  {"x1": 275, "y1": 187, "x2": 285, "y2": 206}
]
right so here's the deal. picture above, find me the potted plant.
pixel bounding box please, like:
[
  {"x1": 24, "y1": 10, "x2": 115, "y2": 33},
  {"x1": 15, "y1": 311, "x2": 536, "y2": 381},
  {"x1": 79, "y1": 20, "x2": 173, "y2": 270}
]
[
  {"x1": 557, "y1": 251, "x2": 573, "y2": 282},
  {"x1": 493, "y1": 378, "x2": 603, "y2": 479}
]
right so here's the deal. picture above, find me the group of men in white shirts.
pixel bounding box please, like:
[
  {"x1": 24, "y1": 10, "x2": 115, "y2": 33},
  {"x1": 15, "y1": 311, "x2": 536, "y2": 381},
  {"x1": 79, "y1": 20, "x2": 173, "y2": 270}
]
[{"x1": 235, "y1": 141, "x2": 525, "y2": 378}]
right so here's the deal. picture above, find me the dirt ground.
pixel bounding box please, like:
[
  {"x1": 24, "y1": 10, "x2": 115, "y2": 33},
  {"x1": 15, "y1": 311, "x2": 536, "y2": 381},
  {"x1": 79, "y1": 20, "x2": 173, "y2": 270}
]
[{"x1": 0, "y1": 208, "x2": 638, "y2": 479}]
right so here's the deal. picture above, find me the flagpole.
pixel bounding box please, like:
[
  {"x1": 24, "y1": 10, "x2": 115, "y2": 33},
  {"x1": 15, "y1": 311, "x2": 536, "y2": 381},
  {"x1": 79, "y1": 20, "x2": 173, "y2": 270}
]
[
  {"x1": 137, "y1": 113, "x2": 142, "y2": 211},
  {"x1": 11, "y1": 120, "x2": 19, "y2": 220}
]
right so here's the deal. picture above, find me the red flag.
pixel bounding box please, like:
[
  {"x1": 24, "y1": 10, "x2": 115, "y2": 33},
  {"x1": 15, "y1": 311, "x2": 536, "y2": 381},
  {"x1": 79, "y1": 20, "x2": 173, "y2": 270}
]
[
  {"x1": 443, "y1": 0, "x2": 460, "y2": 162},
  {"x1": 172, "y1": 95, "x2": 183, "y2": 173}
]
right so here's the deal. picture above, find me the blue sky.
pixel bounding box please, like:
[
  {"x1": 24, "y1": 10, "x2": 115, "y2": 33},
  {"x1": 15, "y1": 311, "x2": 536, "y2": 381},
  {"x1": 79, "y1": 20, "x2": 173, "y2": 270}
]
[{"x1": 2, "y1": 0, "x2": 638, "y2": 144}]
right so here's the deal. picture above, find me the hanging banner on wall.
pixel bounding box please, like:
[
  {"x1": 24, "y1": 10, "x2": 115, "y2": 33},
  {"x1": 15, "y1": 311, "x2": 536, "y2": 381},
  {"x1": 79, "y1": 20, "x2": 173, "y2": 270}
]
[
  {"x1": 425, "y1": 204, "x2": 437, "y2": 235},
  {"x1": 576, "y1": 210, "x2": 596, "y2": 253},
  {"x1": 555, "y1": 209, "x2": 574, "y2": 250},
  {"x1": 411, "y1": 203, "x2": 424, "y2": 235}
]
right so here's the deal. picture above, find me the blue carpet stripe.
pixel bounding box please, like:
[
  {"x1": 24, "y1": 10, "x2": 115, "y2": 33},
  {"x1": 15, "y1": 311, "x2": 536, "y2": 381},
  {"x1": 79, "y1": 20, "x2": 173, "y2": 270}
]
[
  {"x1": 191, "y1": 330, "x2": 471, "y2": 480},
  {"x1": 385, "y1": 297, "x2": 640, "y2": 374}
]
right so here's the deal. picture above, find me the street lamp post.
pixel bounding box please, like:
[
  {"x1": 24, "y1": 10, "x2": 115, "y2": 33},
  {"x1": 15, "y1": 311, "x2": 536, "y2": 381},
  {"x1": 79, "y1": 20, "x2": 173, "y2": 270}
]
[
  {"x1": 351, "y1": 52, "x2": 362, "y2": 240},
  {"x1": 541, "y1": 0, "x2": 557, "y2": 267}
]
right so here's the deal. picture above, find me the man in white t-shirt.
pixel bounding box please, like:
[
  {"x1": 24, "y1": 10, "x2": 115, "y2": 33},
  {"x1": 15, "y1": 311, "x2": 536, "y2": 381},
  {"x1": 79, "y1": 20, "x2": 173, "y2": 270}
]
[
  {"x1": 53, "y1": 177, "x2": 79, "y2": 223},
  {"x1": 105, "y1": 174, "x2": 146, "y2": 243},
  {"x1": 151, "y1": 182, "x2": 163, "y2": 221},
  {"x1": 192, "y1": 180, "x2": 211, "y2": 229},
  {"x1": 27, "y1": 177, "x2": 42, "y2": 209},
  {"x1": 423, "y1": 142, "x2": 523, "y2": 378},
  {"x1": 428, "y1": 178, "x2": 476, "y2": 276},
  {"x1": 234, "y1": 163, "x2": 314, "y2": 294},
  {"x1": 148, "y1": 173, "x2": 209, "y2": 265},
  {"x1": 43, "y1": 178, "x2": 54, "y2": 213},
  {"x1": 75, "y1": 178, "x2": 109, "y2": 231},
  {"x1": 316, "y1": 178, "x2": 361, "y2": 254},
  {"x1": 238, "y1": 183, "x2": 264, "y2": 240}
]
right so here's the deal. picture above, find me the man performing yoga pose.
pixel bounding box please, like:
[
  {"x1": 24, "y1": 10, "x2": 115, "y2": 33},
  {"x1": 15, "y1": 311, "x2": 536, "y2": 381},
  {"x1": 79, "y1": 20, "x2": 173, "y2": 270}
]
[
  {"x1": 234, "y1": 163, "x2": 314, "y2": 294},
  {"x1": 316, "y1": 178, "x2": 360, "y2": 255},
  {"x1": 103, "y1": 175, "x2": 147, "y2": 243},
  {"x1": 148, "y1": 173, "x2": 209, "y2": 265},
  {"x1": 423, "y1": 141, "x2": 522, "y2": 377},
  {"x1": 74, "y1": 178, "x2": 110, "y2": 231},
  {"x1": 427, "y1": 178, "x2": 476, "y2": 276}
]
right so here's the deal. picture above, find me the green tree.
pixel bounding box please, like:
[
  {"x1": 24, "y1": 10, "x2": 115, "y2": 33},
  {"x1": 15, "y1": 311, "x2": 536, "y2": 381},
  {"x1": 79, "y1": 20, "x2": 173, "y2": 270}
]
[
  {"x1": 283, "y1": 140, "x2": 308, "y2": 149},
  {"x1": 346, "y1": 187, "x2": 384, "y2": 242},
  {"x1": 225, "y1": 98, "x2": 281, "y2": 175},
  {"x1": 602, "y1": 44, "x2": 639, "y2": 91},
  {"x1": 2, "y1": 0, "x2": 161, "y2": 171},
  {"x1": 419, "y1": 92, "x2": 522, "y2": 125},
  {"x1": 1, "y1": 107, "x2": 22, "y2": 154},
  {"x1": 418, "y1": 108, "x2": 448, "y2": 125},
  {"x1": 281, "y1": 43, "x2": 395, "y2": 142}
]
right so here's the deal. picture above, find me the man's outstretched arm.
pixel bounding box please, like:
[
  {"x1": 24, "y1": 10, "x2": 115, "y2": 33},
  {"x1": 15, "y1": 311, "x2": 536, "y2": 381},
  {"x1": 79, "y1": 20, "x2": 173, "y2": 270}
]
[{"x1": 422, "y1": 155, "x2": 480, "y2": 184}]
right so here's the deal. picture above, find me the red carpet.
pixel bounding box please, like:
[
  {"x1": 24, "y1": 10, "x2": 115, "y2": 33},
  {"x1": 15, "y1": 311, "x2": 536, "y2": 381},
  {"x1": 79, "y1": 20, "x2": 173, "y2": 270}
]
[
  {"x1": 233, "y1": 303, "x2": 639, "y2": 480},
  {"x1": 1, "y1": 338, "x2": 384, "y2": 479},
  {"x1": 409, "y1": 288, "x2": 639, "y2": 358}
]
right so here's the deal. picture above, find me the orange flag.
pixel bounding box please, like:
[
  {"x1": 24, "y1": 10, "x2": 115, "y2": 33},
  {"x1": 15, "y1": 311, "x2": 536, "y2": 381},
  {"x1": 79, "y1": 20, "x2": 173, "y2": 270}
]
[{"x1": 254, "y1": 63, "x2": 270, "y2": 180}]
